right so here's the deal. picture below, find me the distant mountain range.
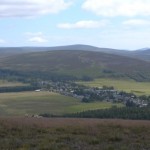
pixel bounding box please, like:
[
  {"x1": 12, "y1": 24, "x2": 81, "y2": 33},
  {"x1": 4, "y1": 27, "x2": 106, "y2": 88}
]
[{"x1": 0, "y1": 44, "x2": 150, "y2": 61}]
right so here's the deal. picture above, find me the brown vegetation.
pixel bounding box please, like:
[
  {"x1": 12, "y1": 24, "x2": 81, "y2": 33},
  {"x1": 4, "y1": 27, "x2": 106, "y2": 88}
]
[
  {"x1": 0, "y1": 118, "x2": 149, "y2": 150},
  {"x1": 0, "y1": 50, "x2": 150, "y2": 80},
  {"x1": 1, "y1": 117, "x2": 150, "y2": 128}
]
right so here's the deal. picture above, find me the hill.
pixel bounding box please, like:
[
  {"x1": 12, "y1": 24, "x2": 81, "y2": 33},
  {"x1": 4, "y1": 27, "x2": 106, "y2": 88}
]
[
  {"x1": 0, "y1": 50, "x2": 150, "y2": 81},
  {"x1": 66, "y1": 45, "x2": 150, "y2": 62},
  {"x1": 131, "y1": 48, "x2": 150, "y2": 62},
  {"x1": 65, "y1": 45, "x2": 150, "y2": 62},
  {"x1": 1, "y1": 45, "x2": 150, "y2": 62},
  {"x1": 0, "y1": 47, "x2": 52, "y2": 58},
  {"x1": 112, "y1": 48, "x2": 150, "y2": 62},
  {"x1": 0, "y1": 45, "x2": 123, "y2": 57}
]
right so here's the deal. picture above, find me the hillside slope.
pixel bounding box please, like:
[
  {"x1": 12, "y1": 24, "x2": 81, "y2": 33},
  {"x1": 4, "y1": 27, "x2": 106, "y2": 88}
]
[
  {"x1": 0, "y1": 50, "x2": 150, "y2": 81},
  {"x1": 131, "y1": 49, "x2": 150, "y2": 62},
  {"x1": 44, "y1": 44, "x2": 150, "y2": 62},
  {"x1": 1, "y1": 45, "x2": 150, "y2": 61},
  {"x1": 0, "y1": 47, "x2": 51, "y2": 58}
]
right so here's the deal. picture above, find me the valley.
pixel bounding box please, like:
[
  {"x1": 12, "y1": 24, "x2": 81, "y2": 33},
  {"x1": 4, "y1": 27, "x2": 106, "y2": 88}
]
[
  {"x1": 0, "y1": 46, "x2": 149, "y2": 118},
  {"x1": 1, "y1": 1, "x2": 150, "y2": 149},
  {"x1": 0, "y1": 45, "x2": 150, "y2": 149}
]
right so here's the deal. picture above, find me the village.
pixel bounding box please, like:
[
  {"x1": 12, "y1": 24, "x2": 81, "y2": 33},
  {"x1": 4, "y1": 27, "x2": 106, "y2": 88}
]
[{"x1": 36, "y1": 81, "x2": 149, "y2": 108}]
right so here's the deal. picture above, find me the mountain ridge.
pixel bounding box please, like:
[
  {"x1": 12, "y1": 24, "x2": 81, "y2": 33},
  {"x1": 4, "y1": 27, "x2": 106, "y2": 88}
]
[
  {"x1": 0, "y1": 49, "x2": 150, "y2": 81},
  {"x1": 55, "y1": 44, "x2": 150, "y2": 62},
  {"x1": 0, "y1": 44, "x2": 149, "y2": 61}
]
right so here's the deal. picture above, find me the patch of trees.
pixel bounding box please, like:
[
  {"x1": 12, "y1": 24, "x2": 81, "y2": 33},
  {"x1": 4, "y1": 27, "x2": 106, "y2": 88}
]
[
  {"x1": 0, "y1": 69, "x2": 29, "y2": 83},
  {"x1": 0, "y1": 86, "x2": 40, "y2": 93},
  {"x1": 101, "y1": 69, "x2": 150, "y2": 82},
  {"x1": 64, "y1": 107, "x2": 150, "y2": 120},
  {"x1": 102, "y1": 69, "x2": 114, "y2": 74},
  {"x1": 0, "y1": 69, "x2": 78, "y2": 82},
  {"x1": 125, "y1": 100, "x2": 137, "y2": 107},
  {"x1": 101, "y1": 70, "x2": 127, "y2": 79},
  {"x1": 80, "y1": 76, "x2": 94, "y2": 81},
  {"x1": 127, "y1": 72, "x2": 150, "y2": 82}
]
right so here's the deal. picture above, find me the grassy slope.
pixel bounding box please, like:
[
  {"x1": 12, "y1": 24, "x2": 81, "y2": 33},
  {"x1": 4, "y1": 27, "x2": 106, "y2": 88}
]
[
  {"x1": 0, "y1": 91, "x2": 122, "y2": 116},
  {"x1": 0, "y1": 50, "x2": 150, "y2": 80},
  {"x1": 78, "y1": 78, "x2": 150, "y2": 95},
  {"x1": 0, "y1": 118, "x2": 149, "y2": 150}
]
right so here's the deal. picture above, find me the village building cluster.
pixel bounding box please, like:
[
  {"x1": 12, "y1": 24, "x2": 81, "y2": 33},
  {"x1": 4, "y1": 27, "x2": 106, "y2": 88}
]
[{"x1": 36, "y1": 81, "x2": 149, "y2": 108}]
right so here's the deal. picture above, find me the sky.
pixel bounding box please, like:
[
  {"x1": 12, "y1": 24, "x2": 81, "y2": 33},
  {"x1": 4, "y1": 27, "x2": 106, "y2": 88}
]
[{"x1": 0, "y1": 0, "x2": 150, "y2": 50}]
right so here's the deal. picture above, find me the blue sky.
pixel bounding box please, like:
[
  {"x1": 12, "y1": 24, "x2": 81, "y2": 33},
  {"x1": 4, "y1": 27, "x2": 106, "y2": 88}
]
[{"x1": 0, "y1": 0, "x2": 150, "y2": 50}]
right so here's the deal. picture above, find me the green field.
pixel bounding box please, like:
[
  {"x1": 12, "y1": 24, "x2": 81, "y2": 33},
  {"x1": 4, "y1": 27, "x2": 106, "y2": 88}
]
[
  {"x1": 0, "y1": 80, "x2": 28, "y2": 87},
  {"x1": 78, "y1": 78, "x2": 150, "y2": 96},
  {"x1": 0, "y1": 91, "x2": 123, "y2": 116}
]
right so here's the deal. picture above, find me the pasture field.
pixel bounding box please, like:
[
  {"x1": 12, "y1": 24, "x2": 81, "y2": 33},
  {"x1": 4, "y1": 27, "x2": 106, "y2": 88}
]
[
  {"x1": 0, "y1": 91, "x2": 122, "y2": 116},
  {"x1": 65, "y1": 102, "x2": 123, "y2": 113},
  {"x1": 0, "y1": 118, "x2": 149, "y2": 150},
  {"x1": 0, "y1": 80, "x2": 28, "y2": 87},
  {"x1": 78, "y1": 78, "x2": 150, "y2": 96}
]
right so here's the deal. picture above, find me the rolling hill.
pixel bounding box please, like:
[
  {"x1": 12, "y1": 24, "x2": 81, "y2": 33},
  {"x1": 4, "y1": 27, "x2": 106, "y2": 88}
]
[
  {"x1": 0, "y1": 50, "x2": 150, "y2": 81},
  {"x1": 0, "y1": 47, "x2": 51, "y2": 58},
  {"x1": 60, "y1": 45, "x2": 150, "y2": 62},
  {"x1": 1, "y1": 45, "x2": 150, "y2": 61},
  {"x1": 131, "y1": 48, "x2": 150, "y2": 62},
  {"x1": 0, "y1": 45, "x2": 124, "y2": 57}
]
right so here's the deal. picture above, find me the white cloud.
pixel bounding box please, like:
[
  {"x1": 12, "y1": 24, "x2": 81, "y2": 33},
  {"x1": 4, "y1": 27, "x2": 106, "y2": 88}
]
[
  {"x1": 26, "y1": 32, "x2": 48, "y2": 43},
  {"x1": 82, "y1": 0, "x2": 150, "y2": 17},
  {"x1": 29, "y1": 37, "x2": 47, "y2": 43},
  {"x1": 25, "y1": 32, "x2": 43, "y2": 37},
  {"x1": 123, "y1": 19, "x2": 150, "y2": 26},
  {"x1": 0, "y1": 39, "x2": 6, "y2": 43},
  {"x1": 57, "y1": 20, "x2": 108, "y2": 29},
  {"x1": 0, "y1": 0, "x2": 72, "y2": 17}
]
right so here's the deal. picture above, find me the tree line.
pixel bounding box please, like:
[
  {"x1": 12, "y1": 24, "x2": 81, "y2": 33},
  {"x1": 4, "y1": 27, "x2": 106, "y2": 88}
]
[
  {"x1": 0, "y1": 69, "x2": 93, "y2": 82},
  {"x1": 0, "y1": 86, "x2": 40, "y2": 93},
  {"x1": 64, "y1": 107, "x2": 150, "y2": 120}
]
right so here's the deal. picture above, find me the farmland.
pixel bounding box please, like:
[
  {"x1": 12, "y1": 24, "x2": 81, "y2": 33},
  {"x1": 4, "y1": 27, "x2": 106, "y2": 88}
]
[
  {"x1": 78, "y1": 78, "x2": 150, "y2": 96},
  {"x1": 0, "y1": 91, "x2": 123, "y2": 116},
  {"x1": 0, "y1": 80, "x2": 28, "y2": 87}
]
